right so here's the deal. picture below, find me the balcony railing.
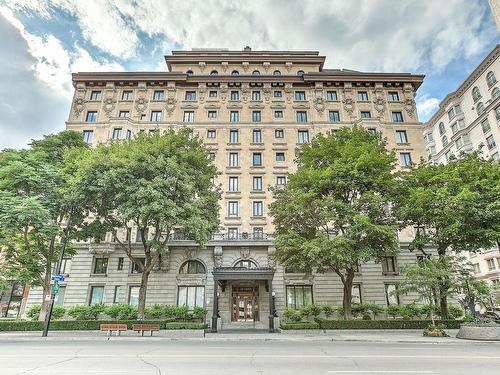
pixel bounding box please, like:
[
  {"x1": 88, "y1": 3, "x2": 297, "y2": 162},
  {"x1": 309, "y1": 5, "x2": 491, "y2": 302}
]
[{"x1": 171, "y1": 232, "x2": 274, "y2": 241}]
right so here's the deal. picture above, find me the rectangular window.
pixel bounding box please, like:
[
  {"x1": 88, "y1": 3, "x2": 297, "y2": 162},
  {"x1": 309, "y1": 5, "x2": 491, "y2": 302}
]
[
  {"x1": 329, "y1": 111, "x2": 340, "y2": 122},
  {"x1": 208, "y1": 110, "x2": 217, "y2": 119},
  {"x1": 113, "y1": 285, "x2": 121, "y2": 303},
  {"x1": 229, "y1": 130, "x2": 239, "y2": 143},
  {"x1": 230, "y1": 111, "x2": 239, "y2": 123},
  {"x1": 424, "y1": 133, "x2": 434, "y2": 143},
  {"x1": 296, "y1": 111, "x2": 308, "y2": 123},
  {"x1": 208, "y1": 90, "x2": 217, "y2": 98},
  {"x1": 93, "y1": 258, "x2": 108, "y2": 274},
  {"x1": 487, "y1": 258, "x2": 497, "y2": 271},
  {"x1": 185, "y1": 91, "x2": 196, "y2": 101},
  {"x1": 252, "y1": 152, "x2": 262, "y2": 166},
  {"x1": 294, "y1": 91, "x2": 306, "y2": 101},
  {"x1": 252, "y1": 91, "x2": 261, "y2": 101},
  {"x1": 128, "y1": 286, "x2": 140, "y2": 307},
  {"x1": 229, "y1": 152, "x2": 239, "y2": 167},
  {"x1": 275, "y1": 129, "x2": 284, "y2": 138},
  {"x1": 392, "y1": 111, "x2": 404, "y2": 122},
  {"x1": 451, "y1": 122, "x2": 458, "y2": 135},
  {"x1": 112, "y1": 128, "x2": 122, "y2": 140},
  {"x1": 85, "y1": 111, "x2": 98, "y2": 122},
  {"x1": 59, "y1": 258, "x2": 71, "y2": 275},
  {"x1": 121, "y1": 90, "x2": 133, "y2": 100},
  {"x1": 252, "y1": 111, "x2": 262, "y2": 123},
  {"x1": 385, "y1": 284, "x2": 400, "y2": 306},
  {"x1": 486, "y1": 135, "x2": 496, "y2": 150},
  {"x1": 117, "y1": 257, "x2": 124, "y2": 271},
  {"x1": 89, "y1": 286, "x2": 104, "y2": 305},
  {"x1": 297, "y1": 130, "x2": 309, "y2": 144},
  {"x1": 253, "y1": 201, "x2": 263, "y2": 216},
  {"x1": 183, "y1": 111, "x2": 194, "y2": 122},
  {"x1": 230, "y1": 91, "x2": 239, "y2": 101},
  {"x1": 399, "y1": 152, "x2": 412, "y2": 167},
  {"x1": 135, "y1": 227, "x2": 148, "y2": 243},
  {"x1": 227, "y1": 227, "x2": 238, "y2": 239},
  {"x1": 357, "y1": 91, "x2": 369, "y2": 101},
  {"x1": 352, "y1": 284, "x2": 362, "y2": 304},
  {"x1": 90, "y1": 90, "x2": 101, "y2": 101},
  {"x1": 207, "y1": 129, "x2": 216, "y2": 139},
  {"x1": 153, "y1": 90, "x2": 165, "y2": 100},
  {"x1": 274, "y1": 110, "x2": 284, "y2": 118},
  {"x1": 274, "y1": 90, "x2": 283, "y2": 98},
  {"x1": 286, "y1": 285, "x2": 313, "y2": 309},
  {"x1": 253, "y1": 227, "x2": 264, "y2": 239},
  {"x1": 150, "y1": 111, "x2": 162, "y2": 122},
  {"x1": 395, "y1": 130, "x2": 408, "y2": 144},
  {"x1": 326, "y1": 91, "x2": 338, "y2": 101},
  {"x1": 228, "y1": 176, "x2": 239, "y2": 192},
  {"x1": 208, "y1": 152, "x2": 216, "y2": 161},
  {"x1": 382, "y1": 256, "x2": 397, "y2": 274},
  {"x1": 118, "y1": 110, "x2": 129, "y2": 118},
  {"x1": 83, "y1": 130, "x2": 93, "y2": 144},
  {"x1": 252, "y1": 129, "x2": 262, "y2": 143},
  {"x1": 275, "y1": 152, "x2": 285, "y2": 161},
  {"x1": 177, "y1": 286, "x2": 205, "y2": 310},
  {"x1": 252, "y1": 176, "x2": 263, "y2": 191},
  {"x1": 55, "y1": 286, "x2": 66, "y2": 306},
  {"x1": 276, "y1": 176, "x2": 286, "y2": 185},
  {"x1": 360, "y1": 111, "x2": 371, "y2": 119},
  {"x1": 126, "y1": 130, "x2": 132, "y2": 140},
  {"x1": 481, "y1": 119, "x2": 491, "y2": 133},
  {"x1": 130, "y1": 258, "x2": 145, "y2": 274},
  {"x1": 388, "y1": 91, "x2": 399, "y2": 101},
  {"x1": 228, "y1": 201, "x2": 238, "y2": 217}
]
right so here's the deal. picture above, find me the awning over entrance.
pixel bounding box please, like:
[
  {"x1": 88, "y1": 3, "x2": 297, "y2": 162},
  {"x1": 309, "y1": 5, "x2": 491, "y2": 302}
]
[{"x1": 211, "y1": 267, "x2": 276, "y2": 333}]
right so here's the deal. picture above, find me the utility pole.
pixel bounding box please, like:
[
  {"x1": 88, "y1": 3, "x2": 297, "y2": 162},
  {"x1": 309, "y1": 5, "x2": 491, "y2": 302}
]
[{"x1": 42, "y1": 211, "x2": 72, "y2": 337}]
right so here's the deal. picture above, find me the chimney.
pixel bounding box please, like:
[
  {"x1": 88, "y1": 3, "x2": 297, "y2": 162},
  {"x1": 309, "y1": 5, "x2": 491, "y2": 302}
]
[{"x1": 244, "y1": 46, "x2": 252, "y2": 52}]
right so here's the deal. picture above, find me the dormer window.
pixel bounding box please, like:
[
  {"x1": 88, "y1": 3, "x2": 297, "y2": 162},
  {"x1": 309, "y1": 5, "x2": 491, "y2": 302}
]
[
  {"x1": 273, "y1": 70, "x2": 281, "y2": 76},
  {"x1": 231, "y1": 70, "x2": 239, "y2": 76},
  {"x1": 297, "y1": 70, "x2": 305, "y2": 77},
  {"x1": 186, "y1": 70, "x2": 194, "y2": 76},
  {"x1": 252, "y1": 70, "x2": 261, "y2": 76},
  {"x1": 210, "y1": 70, "x2": 218, "y2": 76}
]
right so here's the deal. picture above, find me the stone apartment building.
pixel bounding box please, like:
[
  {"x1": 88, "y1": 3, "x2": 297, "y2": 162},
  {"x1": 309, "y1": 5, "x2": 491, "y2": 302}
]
[
  {"x1": 25, "y1": 47, "x2": 430, "y2": 330},
  {"x1": 422, "y1": 45, "x2": 500, "y2": 292}
]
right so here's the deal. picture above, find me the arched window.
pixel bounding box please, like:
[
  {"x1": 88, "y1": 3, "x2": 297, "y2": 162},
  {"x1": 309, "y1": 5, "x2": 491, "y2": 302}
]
[
  {"x1": 487, "y1": 71, "x2": 497, "y2": 87},
  {"x1": 273, "y1": 70, "x2": 281, "y2": 76},
  {"x1": 231, "y1": 70, "x2": 239, "y2": 76},
  {"x1": 186, "y1": 70, "x2": 194, "y2": 76},
  {"x1": 442, "y1": 135, "x2": 448, "y2": 146},
  {"x1": 492, "y1": 87, "x2": 500, "y2": 99},
  {"x1": 476, "y1": 102, "x2": 485, "y2": 115},
  {"x1": 210, "y1": 70, "x2": 218, "y2": 76},
  {"x1": 234, "y1": 259, "x2": 258, "y2": 269},
  {"x1": 438, "y1": 122, "x2": 445, "y2": 135},
  {"x1": 252, "y1": 70, "x2": 261, "y2": 76},
  {"x1": 472, "y1": 86, "x2": 481, "y2": 102},
  {"x1": 297, "y1": 70, "x2": 305, "y2": 77},
  {"x1": 179, "y1": 260, "x2": 206, "y2": 274}
]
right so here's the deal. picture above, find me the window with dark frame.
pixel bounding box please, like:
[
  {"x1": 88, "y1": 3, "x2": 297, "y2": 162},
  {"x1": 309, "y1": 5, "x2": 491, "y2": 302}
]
[
  {"x1": 179, "y1": 260, "x2": 206, "y2": 274},
  {"x1": 286, "y1": 285, "x2": 313, "y2": 309},
  {"x1": 89, "y1": 286, "x2": 104, "y2": 305},
  {"x1": 117, "y1": 257, "x2": 124, "y2": 271},
  {"x1": 381, "y1": 256, "x2": 397, "y2": 274},
  {"x1": 93, "y1": 258, "x2": 108, "y2": 274}
]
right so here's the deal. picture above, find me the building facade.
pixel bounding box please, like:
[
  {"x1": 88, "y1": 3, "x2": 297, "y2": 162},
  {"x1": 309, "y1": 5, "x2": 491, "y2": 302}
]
[
  {"x1": 26, "y1": 48, "x2": 430, "y2": 330},
  {"x1": 422, "y1": 45, "x2": 500, "y2": 291}
]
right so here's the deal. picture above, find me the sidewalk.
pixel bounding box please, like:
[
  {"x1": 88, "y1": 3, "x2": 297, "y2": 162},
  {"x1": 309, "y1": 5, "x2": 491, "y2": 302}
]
[{"x1": 0, "y1": 328, "x2": 491, "y2": 344}]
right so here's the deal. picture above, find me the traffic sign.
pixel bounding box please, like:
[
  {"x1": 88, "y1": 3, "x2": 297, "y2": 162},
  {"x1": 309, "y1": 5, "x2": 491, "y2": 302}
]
[
  {"x1": 52, "y1": 283, "x2": 60, "y2": 294},
  {"x1": 51, "y1": 274, "x2": 65, "y2": 282}
]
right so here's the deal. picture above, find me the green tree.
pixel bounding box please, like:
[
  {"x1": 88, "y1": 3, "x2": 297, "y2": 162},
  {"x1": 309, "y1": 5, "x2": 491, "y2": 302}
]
[
  {"x1": 72, "y1": 130, "x2": 220, "y2": 319},
  {"x1": 397, "y1": 151, "x2": 500, "y2": 318},
  {"x1": 0, "y1": 131, "x2": 88, "y2": 320},
  {"x1": 270, "y1": 127, "x2": 399, "y2": 319}
]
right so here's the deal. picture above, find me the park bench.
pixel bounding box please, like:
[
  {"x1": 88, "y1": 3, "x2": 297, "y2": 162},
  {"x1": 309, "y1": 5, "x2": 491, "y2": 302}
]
[
  {"x1": 132, "y1": 323, "x2": 161, "y2": 336},
  {"x1": 100, "y1": 323, "x2": 127, "y2": 336}
]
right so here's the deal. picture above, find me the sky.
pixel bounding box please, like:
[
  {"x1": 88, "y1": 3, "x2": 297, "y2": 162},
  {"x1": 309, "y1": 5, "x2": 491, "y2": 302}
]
[{"x1": 0, "y1": 0, "x2": 499, "y2": 149}]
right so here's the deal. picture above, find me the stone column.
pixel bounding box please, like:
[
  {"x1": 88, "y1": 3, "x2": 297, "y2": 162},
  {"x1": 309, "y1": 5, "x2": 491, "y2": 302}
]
[
  {"x1": 211, "y1": 279, "x2": 218, "y2": 333},
  {"x1": 268, "y1": 278, "x2": 274, "y2": 332}
]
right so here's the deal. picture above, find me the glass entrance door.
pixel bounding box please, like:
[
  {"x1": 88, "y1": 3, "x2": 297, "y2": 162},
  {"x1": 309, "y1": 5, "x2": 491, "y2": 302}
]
[{"x1": 232, "y1": 286, "x2": 259, "y2": 322}]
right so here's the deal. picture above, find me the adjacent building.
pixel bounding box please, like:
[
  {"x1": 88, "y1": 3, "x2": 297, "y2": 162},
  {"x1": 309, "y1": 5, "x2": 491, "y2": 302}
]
[
  {"x1": 423, "y1": 44, "x2": 500, "y2": 291},
  {"x1": 25, "y1": 47, "x2": 430, "y2": 330}
]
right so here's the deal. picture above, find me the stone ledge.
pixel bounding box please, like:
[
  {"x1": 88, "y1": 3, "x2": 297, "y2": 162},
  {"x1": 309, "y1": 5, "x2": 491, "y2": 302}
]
[{"x1": 456, "y1": 324, "x2": 500, "y2": 341}]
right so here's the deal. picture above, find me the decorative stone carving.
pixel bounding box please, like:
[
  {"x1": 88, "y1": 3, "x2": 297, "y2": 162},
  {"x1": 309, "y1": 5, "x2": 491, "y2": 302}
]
[
  {"x1": 240, "y1": 247, "x2": 250, "y2": 260},
  {"x1": 373, "y1": 97, "x2": 386, "y2": 117},
  {"x1": 242, "y1": 61, "x2": 249, "y2": 72},
  {"x1": 72, "y1": 97, "x2": 86, "y2": 118},
  {"x1": 284, "y1": 86, "x2": 293, "y2": 104},
  {"x1": 221, "y1": 62, "x2": 228, "y2": 72},
  {"x1": 313, "y1": 97, "x2": 326, "y2": 115},
  {"x1": 220, "y1": 84, "x2": 228, "y2": 104},
  {"x1": 241, "y1": 87, "x2": 250, "y2": 103},
  {"x1": 134, "y1": 89, "x2": 149, "y2": 114},
  {"x1": 176, "y1": 276, "x2": 207, "y2": 285},
  {"x1": 102, "y1": 91, "x2": 117, "y2": 117},
  {"x1": 263, "y1": 87, "x2": 272, "y2": 104},
  {"x1": 164, "y1": 98, "x2": 177, "y2": 117},
  {"x1": 404, "y1": 98, "x2": 416, "y2": 118},
  {"x1": 198, "y1": 61, "x2": 206, "y2": 72},
  {"x1": 213, "y1": 246, "x2": 223, "y2": 268},
  {"x1": 342, "y1": 97, "x2": 355, "y2": 115},
  {"x1": 198, "y1": 88, "x2": 207, "y2": 104}
]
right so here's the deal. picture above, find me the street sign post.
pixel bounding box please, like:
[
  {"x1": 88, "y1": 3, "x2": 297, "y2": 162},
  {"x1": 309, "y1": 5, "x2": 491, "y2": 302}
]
[
  {"x1": 51, "y1": 274, "x2": 65, "y2": 282},
  {"x1": 51, "y1": 283, "x2": 60, "y2": 294}
]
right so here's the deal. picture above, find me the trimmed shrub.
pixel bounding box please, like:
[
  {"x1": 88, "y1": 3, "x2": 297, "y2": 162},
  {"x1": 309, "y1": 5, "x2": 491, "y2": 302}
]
[
  {"x1": 448, "y1": 305, "x2": 465, "y2": 320},
  {"x1": 280, "y1": 321, "x2": 320, "y2": 330},
  {"x1": 365, "y1": 303, "x2": 385, "y2": 319},
  {"x1": 0, "y1": 319, "x2": 175, "y2": 331},
  {"x1": 26, "y1": 305, "x2": 42, "y2": 321},
  {"x1": 192, "y1": 306, "x2": 208, "y2": 321},
  {"x1": 401, "y1": 304, "x2": 422, "y2": 320},
  {"x1": 421, "y1": 305, "x2": 441, "y2": 319},
  {"x1": 144, "y1": 304, "x2": 166, "y2": 319},
  {"x1": 315, "y1": 318, "x2": 462, "y2": 330},
  {"x1": 321, "y1": 305, "x2": 334, "y2": 318},
  {"x1": 352, "y1": 304, "x2": 371, "y2": 319},
  {"x1": 300, "y1": 305, "x2": 321, "y2": 319},
  {"x1": 67, "y1": 304, "x2": 105, "y2": 320},
  {"x1": 386, "y1": 304, "x2": 403, "y2": 319},
  {"x1": 52, "y1": 305, "x2": 66, "y2": 320},
  {"x1": 164, "y1": 322, "x2": 208, "y2": 330},
  {"x1": 105, "y1": 304, "x2": 138, "y2": 320}
]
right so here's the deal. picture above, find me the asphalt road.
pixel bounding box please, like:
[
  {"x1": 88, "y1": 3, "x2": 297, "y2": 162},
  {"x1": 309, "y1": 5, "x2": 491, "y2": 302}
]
[{"x1": 1, "y1": 339, "x2": 499, "y2": 375}]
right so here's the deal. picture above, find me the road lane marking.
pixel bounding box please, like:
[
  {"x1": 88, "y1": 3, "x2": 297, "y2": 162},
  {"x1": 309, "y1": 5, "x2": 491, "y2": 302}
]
[{"x1": 327, "y1": 372, "x2": 435, "y2": 374}]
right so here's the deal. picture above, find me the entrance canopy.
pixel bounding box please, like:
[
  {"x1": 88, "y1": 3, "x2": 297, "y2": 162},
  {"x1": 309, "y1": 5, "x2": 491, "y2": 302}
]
[{"x1": 212, "y1": 267, "x2": 275, "y2": 281}]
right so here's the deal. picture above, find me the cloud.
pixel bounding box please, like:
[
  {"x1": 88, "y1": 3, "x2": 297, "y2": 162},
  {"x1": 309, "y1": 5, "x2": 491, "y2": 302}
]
[{"x1": 416, "y1": 94, "x2": 441, "y2": 122}]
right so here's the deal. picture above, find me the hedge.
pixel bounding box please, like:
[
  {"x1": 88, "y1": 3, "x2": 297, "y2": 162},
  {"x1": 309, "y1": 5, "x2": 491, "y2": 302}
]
[
  {"x1": 164, "y1": 322, "x2": 208, "y2": 330},
  {"x1": 0, "y1": 319, "x2": 180, "y2": 331},
  {"x1": 314, "y1": 318, "x2": 462, "y2": 330},
  {"x1": 280, "y1": 321, "x2": 320, "y2": 330}
]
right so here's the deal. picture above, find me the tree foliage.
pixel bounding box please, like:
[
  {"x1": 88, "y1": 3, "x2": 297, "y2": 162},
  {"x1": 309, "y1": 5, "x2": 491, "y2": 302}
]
[
  {"x1": 270, "y1": 126, "x2": 400, "y2": 319},
  {"x1": 71, "y1": 129, "x2": 220, "y2": 319}
]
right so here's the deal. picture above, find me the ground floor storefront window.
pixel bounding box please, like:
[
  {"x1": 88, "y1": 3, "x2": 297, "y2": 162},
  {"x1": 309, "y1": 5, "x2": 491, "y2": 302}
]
[
  {"x1": 177, "y1": 286, "x2": 204, "y2": 309},
  {"x1": 0, "y1": 282, "x2": 25, "y2": 318},
  {"x1": 286, "y1": 285, "x2": 313, "y2": 309}
]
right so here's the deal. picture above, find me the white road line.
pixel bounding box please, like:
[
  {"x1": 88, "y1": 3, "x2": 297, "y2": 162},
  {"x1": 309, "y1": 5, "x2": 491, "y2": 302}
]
[{"x1": 327, "y1": 372, "x2": 435, "y2": 374}]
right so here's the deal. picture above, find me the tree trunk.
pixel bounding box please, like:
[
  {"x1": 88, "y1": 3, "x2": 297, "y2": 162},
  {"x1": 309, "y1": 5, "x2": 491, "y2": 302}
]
[
  {"x1": 342, "y1": 270, "x2": 355, "y2": 320},
  {"x1": 39, "y1": 272, "x2": 52, "y2": 321},
  {"x1": 437, "y1": 248, "x2": 449, "y2": 320},
  {"x1": 137, "y1": 269, "x2": 151, "y2": 320}
]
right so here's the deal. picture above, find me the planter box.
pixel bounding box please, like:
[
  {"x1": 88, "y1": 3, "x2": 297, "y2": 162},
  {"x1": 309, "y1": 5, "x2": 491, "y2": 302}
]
[{"x1": 456, "y1": 324, "x2": 500, "y2": 341}]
